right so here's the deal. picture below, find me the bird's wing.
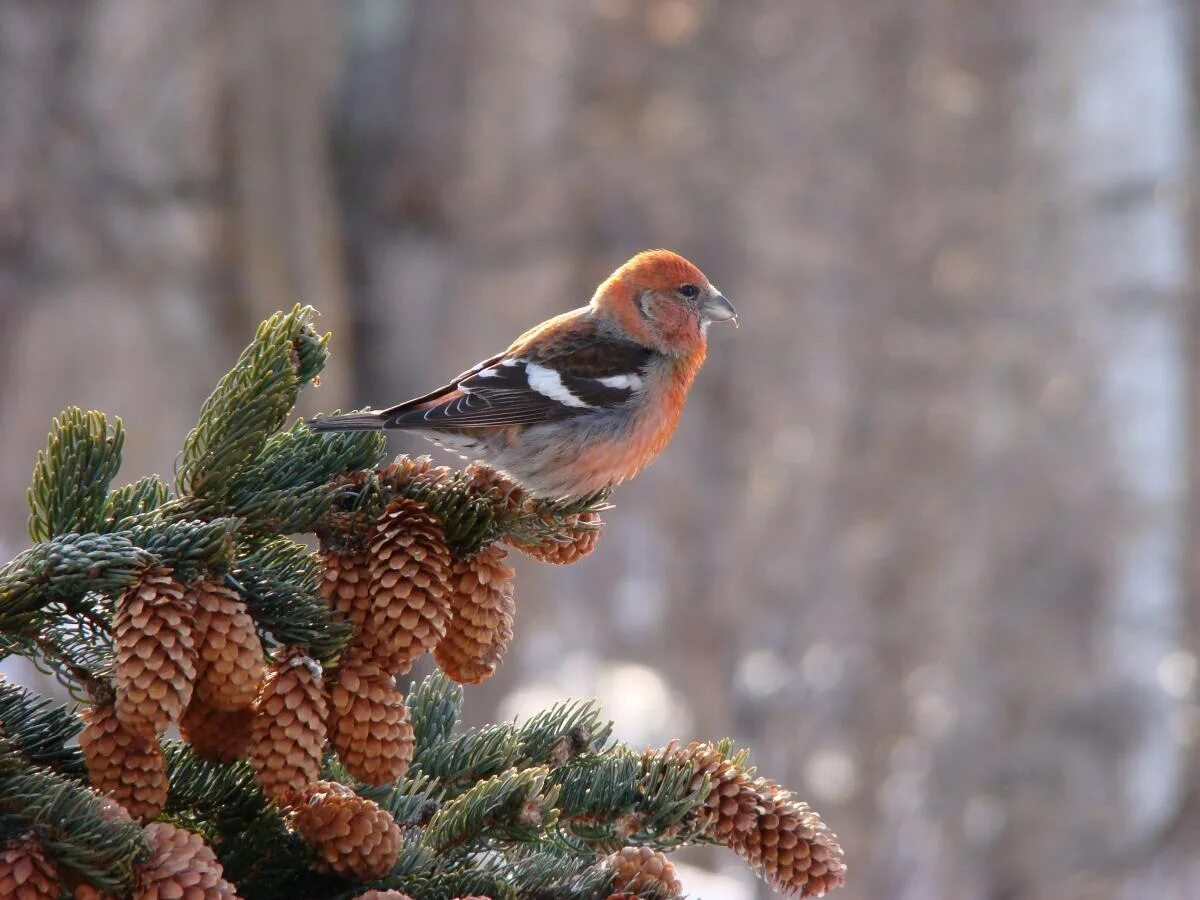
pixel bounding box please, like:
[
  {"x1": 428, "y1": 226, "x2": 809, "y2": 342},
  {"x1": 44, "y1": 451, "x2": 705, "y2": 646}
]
[
  {"x1": 375, "y1": 352, "x2": 509, "y2": 414},
  {"x1": 381, "y1": 329, "x2": 653, "y2": 430}
]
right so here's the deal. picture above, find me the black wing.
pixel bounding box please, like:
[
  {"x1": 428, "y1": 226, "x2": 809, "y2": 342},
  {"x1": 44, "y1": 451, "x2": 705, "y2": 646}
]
[{"x1": 383, "y1": 338, "x2": 654, "y2": 430}]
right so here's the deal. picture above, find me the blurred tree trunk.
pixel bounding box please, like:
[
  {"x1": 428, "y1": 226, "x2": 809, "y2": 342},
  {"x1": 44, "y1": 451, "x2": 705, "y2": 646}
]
[
  {"x1": 0, "y1": 0, "x2": 351, "y2": 547},
  {"x1": 342, "y1": 2, "x2": 1199, "y2": 897}
]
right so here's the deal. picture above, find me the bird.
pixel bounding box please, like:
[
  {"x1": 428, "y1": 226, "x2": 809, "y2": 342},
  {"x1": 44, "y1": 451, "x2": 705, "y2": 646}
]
[{"x1": 308, "y1": 249, "x2": 737, "y2": 499}]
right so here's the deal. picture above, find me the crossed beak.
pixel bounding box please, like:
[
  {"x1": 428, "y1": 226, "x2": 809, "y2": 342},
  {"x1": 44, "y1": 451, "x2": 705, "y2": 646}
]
[{"x1": 704, "y1": 293, "x2": 739, "y2": 328}]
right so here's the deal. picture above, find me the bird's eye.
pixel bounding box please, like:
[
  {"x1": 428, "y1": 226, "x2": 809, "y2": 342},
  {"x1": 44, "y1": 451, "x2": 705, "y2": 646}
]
[{"x1": 678, "y1": 284, "x2": 699, "y2": 299}]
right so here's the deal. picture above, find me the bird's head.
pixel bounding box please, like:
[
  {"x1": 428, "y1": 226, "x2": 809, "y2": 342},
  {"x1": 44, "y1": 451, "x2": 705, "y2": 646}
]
[{"x1": 591, "y1": 249, "x2": 737, "y2": 356}]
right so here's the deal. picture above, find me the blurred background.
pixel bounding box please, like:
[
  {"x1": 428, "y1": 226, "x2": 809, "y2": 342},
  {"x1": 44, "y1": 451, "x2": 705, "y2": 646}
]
[{"x1": 2, "y1": 1, "x2": 1199, "y2": 897}]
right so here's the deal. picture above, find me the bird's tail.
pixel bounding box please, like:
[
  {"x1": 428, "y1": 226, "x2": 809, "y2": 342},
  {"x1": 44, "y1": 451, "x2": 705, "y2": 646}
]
[{"x1": 306, "y1": 410, "x2": 389, "y2": 432}]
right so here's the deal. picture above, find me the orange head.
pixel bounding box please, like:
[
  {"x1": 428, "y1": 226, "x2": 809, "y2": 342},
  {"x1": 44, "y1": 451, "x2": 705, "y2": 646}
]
[{"x1": 591, "y1": 250, "x2": 737, "y2": 356}]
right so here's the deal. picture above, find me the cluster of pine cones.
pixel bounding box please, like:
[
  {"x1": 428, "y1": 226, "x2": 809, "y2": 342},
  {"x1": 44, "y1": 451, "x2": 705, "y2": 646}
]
[
  {"x1": 1, "y1": 808, "x2": 244, "y2": 900},
  {"x1": 320, "y1": 457, "x2": 598, "y2": 696},
  {"x1": 0, "y1": 817, "x2": 677, "y2": 900},
  {"x1": 67, "y1": 459, "x2": 600, "y2": 898}
]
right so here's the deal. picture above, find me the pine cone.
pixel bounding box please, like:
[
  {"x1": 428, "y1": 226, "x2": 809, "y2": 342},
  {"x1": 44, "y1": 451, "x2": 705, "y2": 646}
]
[
  {"x1": 135, "y1": 822, "x2": 239, "y2": 899},
  {"x1": 507, "y1": 511, "x2": 601, "y2": 565},
  {"x1": 434, "y1": 545, "x2": 516, "y2": 685},
  {"x1": 191, "y1": 579, "x2": 265, "y2": 712},
  {"x1": 180, "y1": 700, "x2": 254, "y2": 764},
  {"x1": 78, "y1": 702, "x2": 168, "y2": 822},
  {"x1": 734, "y1": 778, "x2": 846, "y2": 897},
  {"x1": 94, "y1": 797, "x2": 134, "y2": 825},
  {"x1": 287, "y1": 781, "x2": 402, "y2": 880},
  {"x1": 359, "y1": 498, "x2": 452, "y2": 673},
  {"x1": 680, "y1": 742, "x2": 760, "y2": 842},
  {"x1": 609, "y1": 846, "x2": 681, "y2": 898},
  {"x1": 465, "y1": 463, "x2": 525, "y2": 511},
  {"x1": 113, "y1": 567, "x2": 197, "y2": 737},
  {"x1": 73, "y1": 885, "x2": 115, "y2": 900},
  {"x1": 380, "y1": 455, "x2": 450, "y2": 490},
  {"x1": 327, "y1": 656, "x2": 415, "y2": 785},
  {"x1": 248, "y1": 648, "x2": 328, "y2": 799},
  {"x1": 0, "y1": 836, "x2": 60, "y2": 900},
  {"x1": 466, "y1": 463, "x2": 602, "y2": 564},
  {"x1": 319, "y1": 549, "x2": 373, "y2": 633},
  {"x1": 352, "y1": 893, "x2": 415, "y2": 900}
]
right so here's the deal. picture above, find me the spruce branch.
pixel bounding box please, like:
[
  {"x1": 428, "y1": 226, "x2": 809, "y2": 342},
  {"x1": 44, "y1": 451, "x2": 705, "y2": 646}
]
[
  {"x1": 630, "y1": 748, "x2": 712, "y2": 841},
  {"x1": 0, "y1": 762, "x2": 146, "y2": 893},
  {"x1": 0, "y1": 533, "x2": 154, "y2": 633},
  {"x1": 293, "y1": 321, "x2": 330, "y2": 385},
  {"x1": 377, "y1": 772, "x2": 441, "y2": 826},
  {"x1": 515, "y1": 698, "x2": 612, "y2": 766},
  {"x1": 550, "y1": 751, "x2": 644, "y2": 840},
  {"x1": 410, "y1": 723, "x2": 524, "y2": 793},
  {"x1": 31, "y1": 612, "x2": 114, "y2": 699},
  {"x1": 212, "y1": 805, "x2": 336, "y2": 900},
  {"x1": 548, "y1": 747, "x2": 710, "y2": 852},
  {"x1": 234, "y1": 538, "x2": 351, "y2": 662},
  {"x1": 421, "y1": 766, "x2": 558, "y2": 852},
  {"x1": 124, "y1": 517, "x2": 238, "y2": 580},
  {"x1": 163, "y1": 742, "x2": 265, "y2": 828},
  {"x1": 28, "y1": 408, "x2": 126, "y2": 543},
  {"x1": 497, "y1": 490, "x2": 610, "y2": 551},
  {"x1": 407, "y1": 672, "x2": 464, "y2": 753},
  {"x1": 395, "y1": 845, "x2": 615, "y2": 900},
  {"x1": 0, "y1": 678, "x2": 85, "y2": 776},
  {"x1": 177, "y1": 305, "x2": 328, "y2": 502},
  {"x1": 491, "y1": 847, "x2": 615, "y2": 900},
  {"x1": 101, "y1": 474, "x2": 171, "y2": 530},
  {"x1": 390, "y1": 851, "x2": 518, "y2": 900},
  {"x1": 226, "y1": 419, "x2": 387, "y2": 535}
]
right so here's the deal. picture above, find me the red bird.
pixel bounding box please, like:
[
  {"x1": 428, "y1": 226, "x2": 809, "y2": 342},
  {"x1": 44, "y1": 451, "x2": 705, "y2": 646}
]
[{"x1": 309, "y1": 250, "x2": 737, "y2": 499}]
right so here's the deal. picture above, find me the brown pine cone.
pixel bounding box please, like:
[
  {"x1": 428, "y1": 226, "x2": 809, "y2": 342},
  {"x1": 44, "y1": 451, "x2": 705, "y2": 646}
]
[
  {"x1": 180, "y1": 700, "x2": 254, "y2": 764},
  {"x1": 78, "y1": 702, "x2": 168, "y2": 822},
  {"x1": 465, "y1": 463, "x2": 525, "y2": 511},
  {"x1": 679, "y1": 742, "x2": 760, "y2": 842},
  {"x1": 94, "y1": 797, "x2": 134, "y2": 825},
  {"x1": 248, "y1": 648, "x2": 328, "y2": 799},
  {"x1": 0, "y1": 836, "x2": 60, "y2": 900},
  {"x1": 379, "y1": 455, "x2": 450, "y2": 490},
  {"x1": 287, "y1": 782, "x2": 402, "y2": 881},
  {"x1": 191, "y1": 579, "x2": 265, "y2": 712},
  {"x1": 434, "y1": 545, "x2": 516, "y2": 685},
  {"x1": 135, "y1": 822, "x2": 239, "y2": 899},
  {"x1": 319, "y1": 549, "x2": 373, "y2": 633},
  {"x1": 72, "y1": 885, "x2": 115, "y2": 900},
  {"x1": 466, "y1": 463, "x2": 602, "y2": 565},
  {"x1": 327, "y1": 657, "x2": 415, "y2": 785},
  {"x1": 352, "y1": 892, "x2": 415, "y2": 900},
  {"x1": 113, "y1": 567, "x2": 197, "y2": 737},
  {"x1": 358, "y1": 498, "x2": 452, "y2": 673},
  {"x1": 507, "y1": 511, "x2": 602, "y2": 565},
  {"x1": 734, "y1": 778, "x2": 846, "y2": 897},
  {"x1": 609, "y1": 846, "x2": 681, "y2": 898}
]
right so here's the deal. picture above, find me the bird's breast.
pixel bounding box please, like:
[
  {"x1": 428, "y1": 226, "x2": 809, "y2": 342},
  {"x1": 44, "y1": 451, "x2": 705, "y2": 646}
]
[{"x1": 564, "y1": 360, "x2": 700, "y2": 493}]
